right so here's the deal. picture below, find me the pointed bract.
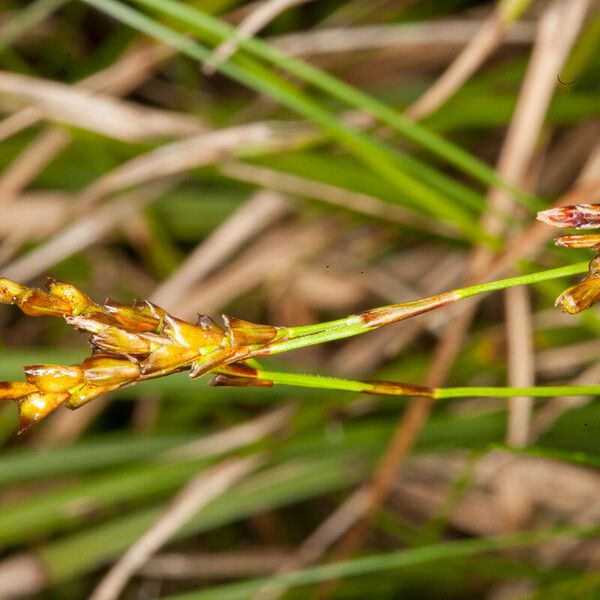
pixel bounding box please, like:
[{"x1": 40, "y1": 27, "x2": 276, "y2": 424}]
[
  {"x1": 555, "y1": 234, "x2": 600, "y2": 249},
  {"x1": 104, "y1": 299, "x2": 160, "y2": 332},
  {"x1": 46, "y1": 279, "x2": 98, "y2": 316},
  {"x1": 82, "y1": 355, "x2": 140, "y2": 385},
  {"x1": 209, "y1": 374, "x2": 273, "y2": 388},
  {"x1": 24, "y1": 364, "x2": 83, "y2": 392},
  {"x1": 555, "y1": 278, "x2": 600, "y2": 314},
  {"x1": 222, "y1": 315, "x2": 278, "y2": 346},
  {"x1": 17, "y1": 391, "x2": 69, "y2": 433}
]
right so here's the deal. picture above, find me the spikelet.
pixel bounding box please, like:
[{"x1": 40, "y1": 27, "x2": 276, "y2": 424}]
[
  {"x1": 0, "y1": 277, "x2": 286, "y2": 432},
  {"x1": 537, "y1": 205, "x2": 600, "y2": 314}
]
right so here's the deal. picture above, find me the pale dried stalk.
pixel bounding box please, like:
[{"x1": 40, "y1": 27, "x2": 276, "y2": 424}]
[
  {"x1": 406, "y1": 2, "x2": 533, "y2": 120},
  {"x1": 164, "y1": 404, "x2": 295, "y2": 461},
  {"x1": 1, "y1": 121, "x2": 313, "y2": 282},
  {"x1": 89, "y1": 455, "x2": 263, "y2": 600},
  {"x1": 0, "y1": 129, "x2": 67, "y2": 207},
  {"x1": 151, "y1": 190, "x2": 293, "y2": 310},
  {"x1": 0, "y1": 69, "x2": 207, "y2": 142},
  {"x1": 203, "y1": 0, "x2": 315, "y2": 75},
  {"x1": 78, "y1": 122, "x2": 316, "y2": 207},
  {"x1": 0, "y1": 40, "x2": 175, "y2": 223},
  {"x1": 219, "y1": 160, "x2": 453, "y2": 236},
  {"x1": 505, "y1": 286, "x2": 535, "y2": 447},
  {"x1": 2, "y1": 178, "x2": 179, "y2": 283},
  {"x1": 174, "y1": 219, "x2": 338, "y2": 317},
  {"x1": 271, "y1": 20, "x2": 534, "y2": 57},
  {"x1": 138, "y1": 550, "x2": 292, "y2": 579},
  {"x1": 0, "y1": 40, "x2": 174, "y2": 144}
]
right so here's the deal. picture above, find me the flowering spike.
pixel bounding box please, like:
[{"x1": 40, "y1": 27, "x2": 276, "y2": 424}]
[
  {"x1": 140, "y1": 345, "x2": 200, "y2": 377},
  {"x1": 20, "y1": 289, "x2": 72, "y2": 317},
  {"x1": 537, "y1": 205, "x2": 600, "y2": 229},
  {"x1": 65, "y1": 383, "x2": 114, "y2": 409},
  {"x1": 555, "y1": 278, "x2": 600, "y2": 314},
  {"x1": 90, "y1": 327, "x2": 156, "y2": 355},
  {"x1": 135, "y1": 300, "x2": 168, "y2": 322},
  {"x1": 162, "y1": 315, "x2": 224, "y2": 349},
  {"x1": 554, "y1": 234, "x2": 600, "y2": 249},
  {"x1": 65, "y1": 315, "x2": 106, "y2": 334},
  {"x1": 0, "y1": 278, "x2": 28, "y2": 304},
  {"x1": 0, "y1": 278, "x2": 72, "y2": 317}
]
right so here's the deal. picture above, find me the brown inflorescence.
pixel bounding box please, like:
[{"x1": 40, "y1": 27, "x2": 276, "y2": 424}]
[
  {"x1": 537, "y1": 205, "x2": 600, "y2": 314},
  {"x1": 0, "y1": 277, "x2": 285, "y2": 433},
  {"x1": 0, "y1": 275, "x2": 478, "y2": 433}
]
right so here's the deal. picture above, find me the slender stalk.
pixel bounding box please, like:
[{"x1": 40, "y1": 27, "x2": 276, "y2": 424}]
[
  {"x1": 436, "y1": 385, "x2": 600, "y2": 399},
  {"x1": 257, "y1": 262, "x2": 589, "y2": 356},
  {"x1": 217, "y1": 366, "x2": 600, "y2": 400},
  {"x1": 456, "y1": 261, "x2": 589, "y2": 299}
]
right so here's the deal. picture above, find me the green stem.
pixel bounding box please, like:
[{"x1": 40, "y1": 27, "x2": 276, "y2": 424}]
[
  {"x1": 219, "y1": 367, "x2": 600, "y2": 401},
  {"x1": 456, "y1": 261, "x2": 589, "y2": 299},
  {"x1": 260, "y1": 262, "x2": 589, "y2": 356},
  {"x1": 436, "y1": 385, "x2": 600, "y2": 399}
]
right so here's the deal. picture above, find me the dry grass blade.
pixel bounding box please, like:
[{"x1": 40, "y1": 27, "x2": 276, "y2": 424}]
[
  {"x1": 1, "y1": 121, "x2": 312, "y2": 283},
  {"x1": 2, "y1": 3, "x2": 600, "y2": 598},
  {"x1": 0, "y1": 40, "x2": 175, "y2": 144},
  {"x1": 505, "y1": 286, "x2": 535, "y2": 447},
  {"x1": 0, "y1": 192, "x2": 67, "y2": 238},
  {"x1": 406, "y1": 3, "x2": 533, "y2": 120},
  {"x1": 151, "y1": 190, "x2": 293, "y2": 310},
  {"x1": 252, "y1": 488, "x2": 368, "y2": 600},
  {"x1": 272, "y1": 19, "x2": 534, "y2": 57},
  {"x1": 219, "y1": 160, "x2": 455, "y2": 236},
  {"x1": 79, "y1": 122, "x2": 316, "y2": 207},
  {"x1": 164, "y1": 404, "x2": 296, "y2": 461},
  {"x1": 0, "y1": 129, "x2": 68, "y2": 208},
  {"x1": 203, "y1": 0, "x2": 315, "y2": 75},
  {"x1": 0, "y1": 106, "x2": 41, "y2": 144},
  {"x1": 174, "y1": 219, "x2": 338, "y2": 317},
  {"x1": 138, "y1": 550, "x2": 292, "y2": 580},
  {"x1": 2, "y1": 178, "x2": 179, "y2": 283},
  {"x1": 89, "y1": 455, "x2": 263, "y2": 600},
  {"x1": 0, "y1": 69, "x2": 207, "y2": 142},
  {"x1": 0, "y1": 40, "x2": 176, "y2": 230}
]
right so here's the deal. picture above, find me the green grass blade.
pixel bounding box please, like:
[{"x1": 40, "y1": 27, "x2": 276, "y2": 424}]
[
  {"x1": 81, "y1": 0, "x2": 488, "y2": 242},
  {"x1": 162, "y1": 523, "x2": 600, "y2": 600},
  {"x1": 131, "y1": 0, "x2": 533, "y2": 206}
]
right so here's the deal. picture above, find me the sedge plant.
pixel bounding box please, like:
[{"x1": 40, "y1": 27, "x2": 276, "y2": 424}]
[{"x1": 1, "y1": 205, "x2": 600, "y2": 434}]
